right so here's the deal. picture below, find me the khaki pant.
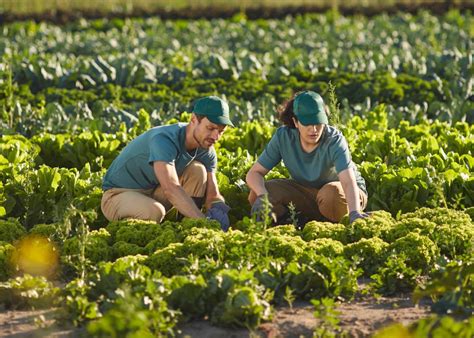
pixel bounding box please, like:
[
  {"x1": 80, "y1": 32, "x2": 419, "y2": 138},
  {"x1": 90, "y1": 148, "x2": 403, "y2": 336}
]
[
  {"x1": 248, "y1": 179, "x2": 368, "y2": 223},
  {"x1": 101, "y1": 161, "x2": 207, "y2": 223}
]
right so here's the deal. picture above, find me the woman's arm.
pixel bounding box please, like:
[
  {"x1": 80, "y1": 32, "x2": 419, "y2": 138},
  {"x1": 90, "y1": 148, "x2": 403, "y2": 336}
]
[
  {"x1": 246, "y1": 162, "x2": 270, "y2": 197},
  {"x1": 338, "y1": 168, "x2": 361, "y2": 213}
]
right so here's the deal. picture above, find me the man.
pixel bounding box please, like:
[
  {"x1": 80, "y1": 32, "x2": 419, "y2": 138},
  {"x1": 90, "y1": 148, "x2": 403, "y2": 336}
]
[
  {"x1": 246, "y1": 91, "x2": 369, "y2": 226},
  {"x1": 101, "y1": 96, "x2": 233, "y2": 230}
]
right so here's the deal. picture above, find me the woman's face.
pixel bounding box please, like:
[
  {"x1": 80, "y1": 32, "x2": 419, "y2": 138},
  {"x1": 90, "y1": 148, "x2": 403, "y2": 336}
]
[{"x1": 293, "y1": 119, "x2": 325, "y2": 146}]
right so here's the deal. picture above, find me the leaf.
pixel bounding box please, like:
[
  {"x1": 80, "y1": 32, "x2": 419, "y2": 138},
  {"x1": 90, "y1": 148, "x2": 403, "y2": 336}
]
[{"x1": 444, "y1": 169, "x2": 458, "y2": 184}]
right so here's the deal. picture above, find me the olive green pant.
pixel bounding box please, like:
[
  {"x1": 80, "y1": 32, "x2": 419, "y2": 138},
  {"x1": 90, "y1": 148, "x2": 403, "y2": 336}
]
[
  {"x1": 248, "y1": 179, "x2": 368, "y2": 223},
  {"x1": 101, "y1": 161, "x2": 207, "y2": 223}
]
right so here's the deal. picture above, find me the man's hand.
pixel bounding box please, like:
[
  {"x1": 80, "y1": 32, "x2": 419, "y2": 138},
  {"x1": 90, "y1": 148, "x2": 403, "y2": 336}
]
[
  {"x1": 349, "y1": 210, "x2": 370, "y2": 224},
  {"x1": 206, "y1": 201, "x2": 231, "y2": 231},
  {"x1": 251, "y1": 194, "x2": 274, "y2": 222}
]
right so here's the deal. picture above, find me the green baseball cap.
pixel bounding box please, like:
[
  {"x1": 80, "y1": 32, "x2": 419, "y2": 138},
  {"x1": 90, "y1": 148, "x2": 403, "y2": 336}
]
[
  {"x1": 192, "y1": 96, "x2": 234, "y2": 127},
  {"x1": 293, "y1": 91, "x2": 328, "y2": 125}
]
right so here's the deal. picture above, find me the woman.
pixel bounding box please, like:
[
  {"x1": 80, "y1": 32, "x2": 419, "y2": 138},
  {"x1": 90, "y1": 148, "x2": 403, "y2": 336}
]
[{"x1": 246, "y1": 90, "x2": 369, "y2": 225}]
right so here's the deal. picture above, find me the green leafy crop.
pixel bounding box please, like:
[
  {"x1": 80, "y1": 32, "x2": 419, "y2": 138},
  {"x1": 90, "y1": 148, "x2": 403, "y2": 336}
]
[
  {"x1": 386, "y1": 217, "x2": 437, "y2": 242},
  {"x1": 308, "y1": 238, "x2": 345, "y2": 258},
  {"x1": 345, "y1": 210, "x2": 396, "y2": 243},
  {"x1": 344, "y1": 237, "x2": 389, "y2": 276},
  {"x1": 302, "y1": 221, "x2": 347, "y2": 243},
  {"x1": 211, "y1": 286, "x2": 272, "y2": 328},
  {"x1": 62, "y1": 228, "x2": 112, "y2": 265},
  {"x1": 268, "y1": 234, "x2": 307, "y2": 262},
  {"x1": 0, "y1": 242, "x2": 14, "y2": 281},
  {"x1": 146, "y1": 243, "x2": 186, "y2": 277},
  {"x1": 398, "y1": 208, "x2": 474, "y2": 257},
  {"x1": 0, "y1": 218, "x2": 26, "y2": 243},
  {"x1": 0, "y1": 274, "x2": 59, "y2": 309},
  {"x1": 388, "y1": 233, "x2": 439, "y2": 272}
]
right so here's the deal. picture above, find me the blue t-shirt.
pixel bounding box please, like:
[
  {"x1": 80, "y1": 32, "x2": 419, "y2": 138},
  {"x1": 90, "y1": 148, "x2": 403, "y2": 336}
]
[
  {"x1": 103, "y1": 123, "x2": 217, "y2": 190},
  {"x1": 257, "y1": 125, "x2": 367, "y2": 195}
]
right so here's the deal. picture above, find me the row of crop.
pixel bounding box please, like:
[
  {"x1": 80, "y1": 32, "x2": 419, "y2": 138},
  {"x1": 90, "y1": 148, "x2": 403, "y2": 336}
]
[
  {"x1": 2, "y1": 12, "x2": 469, "y2": 78},
  {"x1": 1, "y1": 11, "x2": 472, "y2": 134},
  {"x1": 4, "y1": 54, "x2": 459, "y2": 100},
  {"x1": 0, "y1": 207, "x2": 472, "y2": 333},
  {"x1": 3, "y1": 68, "x2": 470, "y2": 137},
  {"x1": 1, "y1": 106, "x2": 472, "y2": 227}
]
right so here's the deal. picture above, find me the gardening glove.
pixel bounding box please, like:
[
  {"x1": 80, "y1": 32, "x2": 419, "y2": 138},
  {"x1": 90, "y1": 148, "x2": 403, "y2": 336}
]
[
  {"x1": 251, "y1": 194, "x2": 274, "y2": 223},
  {"x1": 349, "y1": 210, "x2": 370, "y2": 224},
  {"x1": 206, "y1": 201, "x2": 231, "y2": 232}
]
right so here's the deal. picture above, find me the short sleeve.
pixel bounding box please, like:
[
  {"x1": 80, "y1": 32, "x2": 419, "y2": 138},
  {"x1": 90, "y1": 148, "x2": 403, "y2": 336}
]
[
  {"x1": 332, "y1": 135, "x2": 352, "y2": 173},
  {"x1": 257, "y1": 132, "x2": 282, "y2": 171},
  {"x1": 149, "y1": 134, "x2": 179, "y2": 165},
  {"x1": 196, "y1": 147, "x2": 217, "y2": 172}
]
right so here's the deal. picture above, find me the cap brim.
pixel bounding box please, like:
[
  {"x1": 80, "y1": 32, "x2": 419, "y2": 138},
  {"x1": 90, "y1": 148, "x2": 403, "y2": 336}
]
[
  {"x1": 207, "y1": 115, "x2": 234, "y2": 127},
  {"x1": 298, "y1": 113, "x2": 328, "y2": 126}
]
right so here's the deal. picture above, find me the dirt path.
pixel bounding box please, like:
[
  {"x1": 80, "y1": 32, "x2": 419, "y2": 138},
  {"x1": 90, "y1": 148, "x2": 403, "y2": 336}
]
[
  {"x1": 178, "y1": 296, "x2": 432, "y2": 337},
  {"x1": 0, "y1": 294, "x2": 431, "y2": 337}
]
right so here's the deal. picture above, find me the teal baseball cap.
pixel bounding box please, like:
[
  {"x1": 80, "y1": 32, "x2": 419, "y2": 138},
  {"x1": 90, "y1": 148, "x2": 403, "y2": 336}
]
[
  {"x1": 293, "y1": 91, "x2": 328, "y2": 125},
  {"x1": 192, "y1": 96, "x2": 234, "y2": 127}
]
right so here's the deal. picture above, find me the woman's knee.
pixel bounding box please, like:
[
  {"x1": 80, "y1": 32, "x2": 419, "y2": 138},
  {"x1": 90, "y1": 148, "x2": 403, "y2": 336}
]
[
  {"x1": 317, "y1": 182, "x2": 347, "y2": 222},
  {"x1": 248, "y1": 180, "x2": 280, "y2": 205}
]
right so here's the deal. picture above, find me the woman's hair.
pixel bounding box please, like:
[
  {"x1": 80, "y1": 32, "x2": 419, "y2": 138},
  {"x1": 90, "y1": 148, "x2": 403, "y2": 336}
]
[
  {"x1": 277, "y1": 93, "x2": 298, "y2": 128},
  {"x1": 277, "y1": 91, "x2": 331, "y2": 128}
]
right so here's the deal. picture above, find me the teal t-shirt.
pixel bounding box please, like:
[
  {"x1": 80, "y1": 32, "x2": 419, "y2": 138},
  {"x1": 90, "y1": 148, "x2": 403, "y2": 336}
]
[
  {"x1": 257, "y1": 125, "x2": 367, "y2": 195},
  {"x1": 103, "y1": 123, "x2": 217, "y2": 190}
]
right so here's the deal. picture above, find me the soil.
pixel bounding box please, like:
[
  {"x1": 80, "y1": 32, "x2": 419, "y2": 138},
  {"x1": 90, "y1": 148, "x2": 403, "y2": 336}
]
[{"x1": 0, "y1": 295, "x2": 432, "y2": 337}]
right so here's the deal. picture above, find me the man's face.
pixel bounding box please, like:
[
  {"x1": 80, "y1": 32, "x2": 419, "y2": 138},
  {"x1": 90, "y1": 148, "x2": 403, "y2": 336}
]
[{"x1": 192, "y1": 115, "x2": 227, "y2": 149}]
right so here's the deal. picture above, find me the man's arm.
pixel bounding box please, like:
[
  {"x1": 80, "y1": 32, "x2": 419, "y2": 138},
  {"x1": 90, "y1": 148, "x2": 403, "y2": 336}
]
[
  {"x1": 246, "y1": 162, "x2": 270, "y2": 196},
  {"x1": 338, "y1": 168, "x2": 361, "y2": 213},
  {"x1": 204, "y1": 171, "x2": 225, "y2": 210},
  {"x1": 153, "y1": 161, "x2": 205, "y2": 218}
]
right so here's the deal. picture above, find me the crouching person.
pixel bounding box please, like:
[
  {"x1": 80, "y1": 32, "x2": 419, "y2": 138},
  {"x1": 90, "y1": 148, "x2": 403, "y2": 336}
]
[
  {"x1": 101, "y1": 96, "x2": 233, "y2": 231},
  {"x1": 246, "y1": 91, "x2": 369, "y2": 226}
]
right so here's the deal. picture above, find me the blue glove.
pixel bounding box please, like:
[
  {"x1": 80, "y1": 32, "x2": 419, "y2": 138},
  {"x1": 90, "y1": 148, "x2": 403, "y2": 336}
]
[
  {"x1": 251, "y1": 194, "x2": 274, "y2": 223},
  {"x1": 349, "y1": 210, "x2": 370, "y2": 224},
  {"x1": 206, "y1": 201, "x2": 231, "y2": 231}
]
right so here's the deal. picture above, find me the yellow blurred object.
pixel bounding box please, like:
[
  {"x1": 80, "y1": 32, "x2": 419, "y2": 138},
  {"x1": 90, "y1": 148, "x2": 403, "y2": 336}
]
[
  {"x1": 12, "y1": 235, "x2": 59, "y2": 278},
  {"x1": 372, "y1": 323, "x2": 413, "y2": 338}
]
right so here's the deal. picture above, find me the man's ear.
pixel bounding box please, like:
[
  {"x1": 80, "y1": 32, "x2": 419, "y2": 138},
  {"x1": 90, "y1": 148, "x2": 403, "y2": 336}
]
[{"x1": 190, "y1": 113, "x2": 197, "y2": 124}]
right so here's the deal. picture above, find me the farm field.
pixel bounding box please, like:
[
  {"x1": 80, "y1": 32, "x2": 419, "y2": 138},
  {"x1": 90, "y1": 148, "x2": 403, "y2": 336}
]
[
  {"x1": 0, "y1": 7, "x2": 473, "y2": 337},
  {"x1": 3, "y1": 0, "x2": 473, "y2": 20}
]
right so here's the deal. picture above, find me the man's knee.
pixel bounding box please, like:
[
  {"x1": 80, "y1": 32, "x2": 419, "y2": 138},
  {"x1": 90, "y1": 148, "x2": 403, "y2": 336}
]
[
  {"x1": 142, "y1": 203, "x2": 166, "y2": 223},
  {"x1": 185, "y1": 161, "x2": 207, "y2": 182},
  {"x1": 101, "y1": 190, "x2": 166, "y2": 223},
  {"x1": 181, "y1": 161, "x2": 207, "y2": 197},
  {"x1": 317, "y1": 182, "x2": 347, "y2": 222},
  {"x1": 117, "y1": 203, "x2": 166, "y2": 223},
  {"x1": 101, "y1": 190, "x2": 118, "y2": 222}
]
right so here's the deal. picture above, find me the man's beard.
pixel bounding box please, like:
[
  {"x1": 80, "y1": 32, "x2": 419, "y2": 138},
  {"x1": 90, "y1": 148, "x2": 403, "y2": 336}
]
[{"x1": 193, "y1": 129, "x2": 208, "y2": 149}]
